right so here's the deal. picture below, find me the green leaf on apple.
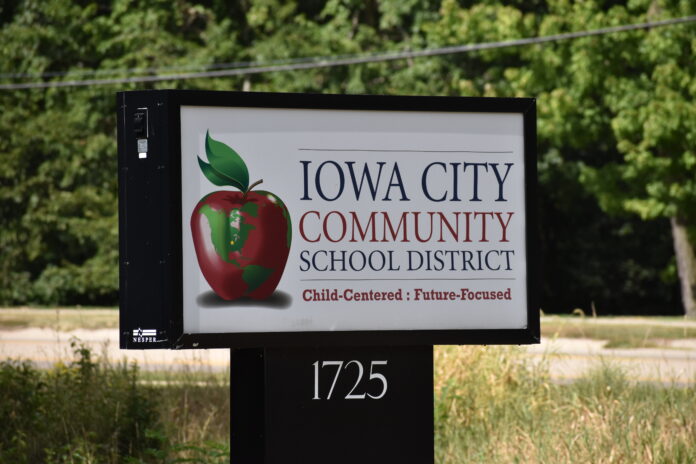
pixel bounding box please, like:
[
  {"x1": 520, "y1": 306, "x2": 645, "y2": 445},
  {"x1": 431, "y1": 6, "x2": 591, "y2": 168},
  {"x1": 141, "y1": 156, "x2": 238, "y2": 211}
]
[
  {"x1": 199, "y1": 131, "x2": 249, "y2": 192},
  {"x1": 197, "y1": 157, "x2": 233, "y2": 186}
]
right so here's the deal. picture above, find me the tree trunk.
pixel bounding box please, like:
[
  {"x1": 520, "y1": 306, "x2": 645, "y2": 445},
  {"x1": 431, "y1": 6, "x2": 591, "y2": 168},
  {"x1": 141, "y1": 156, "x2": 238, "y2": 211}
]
[{"x1": 670, "y1": 216, "x2": 696, "y2": 319}]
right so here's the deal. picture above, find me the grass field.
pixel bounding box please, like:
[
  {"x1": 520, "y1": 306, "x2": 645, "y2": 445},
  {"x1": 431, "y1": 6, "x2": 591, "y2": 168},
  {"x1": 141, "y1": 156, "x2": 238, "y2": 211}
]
[
  {"x1": 1, "y1": 341, "x2": 695, "y2": 463},
  {"x1": 0, "y1": 307, "x2": 118, "y2": 331},
  {"x1": 2, "y1": 309, "x2": 696, "y2": 462},
  {"x1": 434, "y1": 346, "x2": 695, "y2": 463}
]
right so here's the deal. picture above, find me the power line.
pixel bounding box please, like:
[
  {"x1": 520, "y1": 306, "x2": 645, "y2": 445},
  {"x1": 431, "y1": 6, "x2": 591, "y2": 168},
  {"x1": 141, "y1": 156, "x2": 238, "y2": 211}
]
[
  {"x1": 0, "y1": 61, "x2": 248, "y2": 79},
  {"x1": 0, "y1": 49, "x2": 431, "y2": 80},
  {"x1": 0, "y1": 55, "x2": 352, "y2": 79},
  {"x1": 1, "y1": 15, "x2": 694, "y2": 91}
]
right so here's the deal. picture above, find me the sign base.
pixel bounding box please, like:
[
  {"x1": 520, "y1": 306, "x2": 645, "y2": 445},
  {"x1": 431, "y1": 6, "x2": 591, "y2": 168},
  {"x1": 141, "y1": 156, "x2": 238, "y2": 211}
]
[{"x1": 231, "y1": 346, "x2": 434, "y2": 464}]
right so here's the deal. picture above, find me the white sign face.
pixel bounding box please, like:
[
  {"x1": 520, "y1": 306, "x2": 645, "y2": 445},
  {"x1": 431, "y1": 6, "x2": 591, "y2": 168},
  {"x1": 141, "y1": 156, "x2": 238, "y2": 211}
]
[{"x1": 180, "y1": 106, "x2": 527, "y2": 334}]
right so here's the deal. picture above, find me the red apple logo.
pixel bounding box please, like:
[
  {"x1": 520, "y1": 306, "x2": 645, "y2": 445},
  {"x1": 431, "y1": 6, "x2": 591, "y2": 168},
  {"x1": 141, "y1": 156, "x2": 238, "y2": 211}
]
[{"x1": 191, "y1": 132, "x2": 291, "y2": 300}]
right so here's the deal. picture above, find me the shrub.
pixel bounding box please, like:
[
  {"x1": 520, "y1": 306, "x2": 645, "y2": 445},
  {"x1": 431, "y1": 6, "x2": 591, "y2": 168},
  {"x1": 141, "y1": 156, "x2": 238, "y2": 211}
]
[{"x1": 0, "y1": 341, "x2": 164, "y2": 463}]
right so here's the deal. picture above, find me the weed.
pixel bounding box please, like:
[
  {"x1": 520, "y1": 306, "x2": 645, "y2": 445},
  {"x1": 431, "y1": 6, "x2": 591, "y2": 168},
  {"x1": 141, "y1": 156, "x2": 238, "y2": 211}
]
[
  {"x1": 0, "y1": 341, "x2": 163, "y2": 463},
  {"x1": 2, "y1": 337, "x2": 694, "y2": 463},
  {"x1": 434, "y1": 346, "x2": 696, "y2": 463}
]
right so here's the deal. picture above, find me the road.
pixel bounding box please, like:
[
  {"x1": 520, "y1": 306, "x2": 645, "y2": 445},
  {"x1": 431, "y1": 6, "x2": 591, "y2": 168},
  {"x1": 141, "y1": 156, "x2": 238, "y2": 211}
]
[
  {"x1": 525, "y1": 336, "x2": 696, "y2": 386},
  {"x1": 0, "y1": 327, "x2": 230, "y2": 371},
  {"x1": 1, "y1": 326, "x2": 694, "y2": 385}
]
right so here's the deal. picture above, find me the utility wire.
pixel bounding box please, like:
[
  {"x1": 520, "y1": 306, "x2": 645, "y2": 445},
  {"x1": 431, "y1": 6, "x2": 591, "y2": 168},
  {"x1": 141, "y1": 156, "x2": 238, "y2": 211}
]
[
  {"x1": 0, "y1": 61, "x2": 249, "y2": 79},
  {"x1": 0, "y1": 55, "x2": 351, "y2": 79},
  {"x1": 1, "y1": 15, "x2": 694, "y2": 90},
  {"x1": 0, "y1": 48, "x2": 432, "y2": 79}
]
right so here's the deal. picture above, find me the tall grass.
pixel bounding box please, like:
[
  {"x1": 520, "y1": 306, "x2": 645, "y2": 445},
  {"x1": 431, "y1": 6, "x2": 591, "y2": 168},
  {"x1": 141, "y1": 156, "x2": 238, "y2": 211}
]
[
  {"x1": 435, "y1": 346, "x2": 696, "y2": 463},
  {"x1": 0, "y1": 341, "x2": 229, "y2": 464},
  {"x1": 1, "y1": 342, "x2": 694, "y2": 463},
  {"x1": 0, "y1": 341, "x2": 162, "y2": 463},
  {"x1": 152, "y1": 367, "x2": 230, "y2": 463}
]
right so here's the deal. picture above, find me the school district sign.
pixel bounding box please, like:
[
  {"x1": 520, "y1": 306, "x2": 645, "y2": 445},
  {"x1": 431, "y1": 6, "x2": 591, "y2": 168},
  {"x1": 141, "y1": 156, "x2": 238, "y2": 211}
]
[{"x1": 118, "y1": 91, "x2": 539, "y2": 348}]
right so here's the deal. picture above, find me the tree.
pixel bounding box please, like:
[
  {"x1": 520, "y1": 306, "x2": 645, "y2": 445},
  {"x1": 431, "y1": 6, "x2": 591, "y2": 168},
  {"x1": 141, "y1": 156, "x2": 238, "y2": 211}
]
[
  {"x1": 410, "y1": 0, "x2": 681, "y2": 314},
  {"x1": 550, "y1": 0, "x2": 696, "y2": 318},
  {"x1": 593, "y1": 1, "x2": 696, "y2": 318},
  {"x1": 0, "y1": 0, "x2": 686, "y2": 315},
  {"x1": 0, "y1": 0, "x2": 247, "y2": 304},
  {"x1": 452, "y1": 0, "x2": 694, "y2": 317}
]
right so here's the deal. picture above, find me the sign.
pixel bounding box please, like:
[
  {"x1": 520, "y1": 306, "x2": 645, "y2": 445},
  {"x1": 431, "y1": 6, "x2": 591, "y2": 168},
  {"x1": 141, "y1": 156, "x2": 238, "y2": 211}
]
[{"x1": 117, "y1": 90, "x2": 538, "y2": 348}]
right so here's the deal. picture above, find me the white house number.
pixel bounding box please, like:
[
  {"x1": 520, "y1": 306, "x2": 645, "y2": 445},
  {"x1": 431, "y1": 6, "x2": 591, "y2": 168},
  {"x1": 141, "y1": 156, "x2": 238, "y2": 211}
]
[{"x1": 312, "y1": 360, "x2": 388, "y2": 400}]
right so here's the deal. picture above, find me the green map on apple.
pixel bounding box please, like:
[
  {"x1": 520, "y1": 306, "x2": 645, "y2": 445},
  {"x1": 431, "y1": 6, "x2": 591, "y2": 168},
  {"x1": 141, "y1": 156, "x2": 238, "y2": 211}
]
[{"x1": 198, "y1": 203, "x2": 274, "y2": 292}]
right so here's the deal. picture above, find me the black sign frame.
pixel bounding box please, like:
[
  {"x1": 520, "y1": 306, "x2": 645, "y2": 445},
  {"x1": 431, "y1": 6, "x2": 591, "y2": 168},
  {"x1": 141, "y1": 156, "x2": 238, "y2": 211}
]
[{"x1": 117, "y1": 90, "x2": 539, "y2": 349}]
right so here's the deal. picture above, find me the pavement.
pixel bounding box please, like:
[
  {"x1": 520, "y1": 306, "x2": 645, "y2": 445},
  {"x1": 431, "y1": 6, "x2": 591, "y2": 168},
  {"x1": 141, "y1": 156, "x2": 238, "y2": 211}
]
[
  {"x1": 0, "y1": 327, "x2": 230, "y2": 371},
  {"x1": 0, "y1": 326, "x2": 695, "y2": 385},
  {"x1": 525, "y1": 336, "x2": 696, "y2": 386}
]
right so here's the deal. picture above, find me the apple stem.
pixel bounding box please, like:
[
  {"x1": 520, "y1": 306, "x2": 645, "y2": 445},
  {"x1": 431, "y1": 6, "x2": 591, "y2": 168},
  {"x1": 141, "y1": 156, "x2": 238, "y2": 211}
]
[{"x1": 244, "y1": 179, "x2": 263, "y2": 198}]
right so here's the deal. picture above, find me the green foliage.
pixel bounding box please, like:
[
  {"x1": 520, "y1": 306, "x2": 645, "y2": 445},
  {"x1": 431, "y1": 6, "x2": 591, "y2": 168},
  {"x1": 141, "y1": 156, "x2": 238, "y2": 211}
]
[
  {"x1": 2, "y1": 338, "x2": 695, "y2": 463},
  {"x1": 0, "y1": 339, "x2": 232, "y2": 463},
  {"x1": 537, "y1": 151, "x2": 679, "y2": 314},
  {"x1": 0, "y1": 0, "x2": 690, "y2": 312},
  {"x1": 0, "y1": 341, "x2": 163, "y2": 463},
  {"x1": 421, "y1": 0, "x2": 688, "y2": 313},
  {"x1": 0, "y1": 1, "x2": 246, "y2": 306}
]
